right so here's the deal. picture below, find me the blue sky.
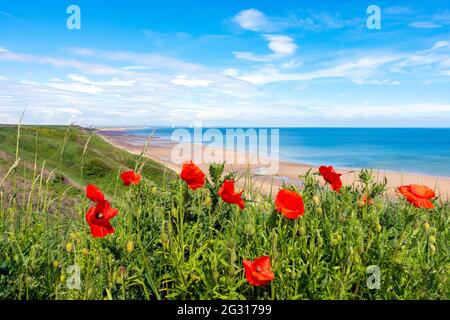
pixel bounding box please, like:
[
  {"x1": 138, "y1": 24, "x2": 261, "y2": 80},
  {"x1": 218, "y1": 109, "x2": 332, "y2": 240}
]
[{"x1": 0, "y1": 0, "x2": 450, "y2": 127}]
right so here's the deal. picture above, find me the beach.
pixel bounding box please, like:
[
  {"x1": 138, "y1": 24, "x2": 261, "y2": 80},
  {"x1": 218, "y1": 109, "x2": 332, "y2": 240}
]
[{"x1": 96, "y1": 128, "x2": 450, "y2": 199}]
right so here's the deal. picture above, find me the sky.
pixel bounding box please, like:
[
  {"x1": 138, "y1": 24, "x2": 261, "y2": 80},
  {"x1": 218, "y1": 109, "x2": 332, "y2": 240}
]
[{"x1": 0, "y1": 0, "x2": 450, "y2": 127}]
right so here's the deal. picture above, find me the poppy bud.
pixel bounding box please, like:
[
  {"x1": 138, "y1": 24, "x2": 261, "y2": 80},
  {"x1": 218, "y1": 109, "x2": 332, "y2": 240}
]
[
  {"x1": 357, "y1": 245, "x2": 364, "y2": 254},
  {"x1": 375, "y1": 223, "x2": 382, "y2": 233},
  {"x1": 204, "y1": 195, "x2": 212, "y2": 207},
  {"x1": 53, "y1": 260, "x2": 60, "y2": 269},
  {"x1": 429, "y1": 243, "x2": 436, "y2": 254},
  {"x1": 331, "y1": 233, "x2": 342, "y2": 246},
  {"x1": 65, "y1": 243, "x2": 74, "y2": 253},
  {"x1": 316, "y1": 207, "x2": 323, "y2": 216},
  {"x1": 298, "y1": 226, "x2": 306, "y2": 236},
  {"x1": 126, "y1": 241, "x2": 134, "y2": 254},
  {"x1": 227, "y1": 265, "x2": 235, "y2": 276},
  {"x1": 212, "y1": 271, "x2": 219, "y2": 281},
  {"x1": 226, "y1": 239, "x2": 236, "y2": 249},
  {"x1": 429, "y1": 235, "x2": 437, "y2": 244},
  {"x1": 60, "y1": 274, "x2": 66, "y2": 283},
  {"x1": 160, "y1": 232, "x2": 169, "y2": 243},
  {"x1": 244, "y1": 224, "x2": 255, "y2": 236},
  {"x1": 95, "y1": 256, "x2": 101, "y2": 267},
  {"x1": 357, "y1": 200, "x2": 365, "y2": 208},
  {"x1": 424, "y1": 223, "x2": 430, "y2": 232},
  {"x1": 171, "y1": 208, "x2": 178, "y2": 219},
  {"x1": 81, "y1": 248, "x2": 89, "y2": 256},
  {"x1": 69, "y1": 232, "x2": 77, "y2": 240},
  {"x1": 151, "y1": 187, "x2": 158, "y2": 194},
  {"x1": 312, "y1": 195, "x2": 320, "y2": 206}
]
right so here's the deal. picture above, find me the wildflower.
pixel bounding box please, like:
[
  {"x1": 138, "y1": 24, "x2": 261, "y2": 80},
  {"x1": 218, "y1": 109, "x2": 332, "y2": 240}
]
[
  {"x1": 218, "y1": 180, "x2": 245, "y2": 209},
  {"x1": 86, "y1": 200, "x2": 118, "y2": 238},
  {"x1": 243, "y1": 256, "x2": 275, "y2": 287},
  {"x1": 65, "y1": 243, "x2": 74, "y2": 253},
  {"x1": 151, "y1": 186, "x2": 158, "y2": 194},
  {"x1": 398, "y1": 185, "x2": 435, "y2": 209},
  {"x1": 180, "y1": 161, "x2": 205, "y2": 190},
  {"x1": 126, "y1": 241, "x2": 134, "y2": 254},
  {"x1": 424, "y1": 223, "x2": 430, "y2": 232},
  {"x1": 52, "y1": 260, "x2": 60, "y2": 269},
  {"x1": 86, "y1": 184, "x2": 105, "y2": 202},
  {"x1": 120, "y1": 170, "x2": 141, "y2": 186},
  {"x1": 275, "y1": 189, "x2": 305, "y2": 219},
  {"x1": 60, "y1": 274, "x2": 66, "y2": 283},
  {"x1": 319, "y1": 165, "x2": 343, "y2": 192}
]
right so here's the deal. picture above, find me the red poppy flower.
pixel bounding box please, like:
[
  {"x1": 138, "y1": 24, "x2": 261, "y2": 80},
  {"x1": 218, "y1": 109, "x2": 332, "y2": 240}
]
[
  {"x1": 275, "y1": 189, "x2": 305, "y2": 219},
  {"x1": 120, "y1": 170, "x2": 141, "y2": 186},
  {"x1": 243, "y1": 256, "x2": 274, "y2": 287},
  {"x1": 86, "y1": 184, "x2": 105, "y2": 202},
  {"x1": 86, "y1": 200, "x2": 119, "y2": 237},
  {"x1": 180, "y1": 161, "x2": 205, "y2": 190},
  {"x1": 398, "y1": 184, "x2": 435, "y2": 209},
  {"x1": 218, "y1": 180, "x2": 245, "y2": 209},
  {"x1": 362, "y1": 195, "x2": 373, "y2": 205},
  {"x1": 319, "y1": 165, "x2": 343, "y2": 192}
]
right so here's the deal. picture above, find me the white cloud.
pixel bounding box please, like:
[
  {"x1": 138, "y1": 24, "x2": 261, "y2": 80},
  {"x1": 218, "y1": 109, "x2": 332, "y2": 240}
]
[
  {"x1": 0, "y1": 46, "x2": 8, "y2": 52},
  {"x1": 170, "y1": 75, "x2": 212, "y2": 88},
  {"x1": 46, "y1": 81, "x2": 104, "y2": 94},
  {"x1": 237, "y1": 55, "x2": 399, "y2": 85},
  {"x1": 20, "y1": 80, "x2": 39, "y2": 86},
  {"x1": 233, "y1": 9, "x2": 271, "y2": 32},
  {"x1": 66, "y1": 73, "x2": 136, "y2": 87},
  {"x1": 222, "y1": 68, "x2": 240, "y2": 77},
  {"x1": 263, "y1": 35, "x2": 297, "y2": 55},
  {"x1": 233, "y1": 34, "x2": 297, "y2": 61},
  {"x1": 0, "y1": 75, "x2": 7, "y2": 81}
]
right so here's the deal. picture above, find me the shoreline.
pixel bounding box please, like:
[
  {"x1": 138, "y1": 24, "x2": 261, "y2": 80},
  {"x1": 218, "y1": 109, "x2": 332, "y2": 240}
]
[{"x1": 96, "y1": 128, "x2": 450, "y2": 198}]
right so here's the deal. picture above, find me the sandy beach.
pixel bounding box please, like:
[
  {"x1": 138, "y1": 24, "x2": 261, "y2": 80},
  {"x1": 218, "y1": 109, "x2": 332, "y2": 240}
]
[{"x1": 96, "y1": 128, "x2": 450, "y2": 199}]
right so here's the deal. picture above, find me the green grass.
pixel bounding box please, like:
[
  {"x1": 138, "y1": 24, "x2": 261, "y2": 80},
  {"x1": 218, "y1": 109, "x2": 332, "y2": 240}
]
[{"x1": 0, "y1": 125, "x2": 448, "y2": 300}]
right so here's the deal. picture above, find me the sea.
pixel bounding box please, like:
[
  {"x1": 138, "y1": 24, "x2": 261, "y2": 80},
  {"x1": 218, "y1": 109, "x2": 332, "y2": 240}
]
[{"x1": 122, "y1": 127, "x2": 450, "y2": 177}]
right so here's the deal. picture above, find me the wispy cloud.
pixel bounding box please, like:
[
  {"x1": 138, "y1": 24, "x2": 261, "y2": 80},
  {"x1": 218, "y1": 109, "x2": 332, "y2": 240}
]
[
  {"x1": 409, "y1": 21, "x2": 442, "y2": 29},
  {"x1": 0, "y1": 10, "x2": 25, "y2": 25},
  {"x1": 233, "y1": 34, "x2": 298, "y2": 61}
]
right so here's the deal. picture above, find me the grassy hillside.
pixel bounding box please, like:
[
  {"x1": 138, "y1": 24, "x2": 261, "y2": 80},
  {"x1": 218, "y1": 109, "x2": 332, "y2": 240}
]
[
  {"x1": 0, "y1": 125, "x2": 173, "y2": 213},
  {"x1": 0, "y1": 125, "x2": 448, "y2": 300}
]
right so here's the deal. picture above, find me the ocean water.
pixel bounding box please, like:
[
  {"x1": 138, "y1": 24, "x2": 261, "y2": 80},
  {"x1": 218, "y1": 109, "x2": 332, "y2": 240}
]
[{"x1": 124, "y1": 127, "x2": 450, "y2": 177}]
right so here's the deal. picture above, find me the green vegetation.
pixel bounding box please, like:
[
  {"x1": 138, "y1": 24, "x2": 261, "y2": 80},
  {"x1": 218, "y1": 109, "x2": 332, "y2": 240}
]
[{"x1": 0, "y1": 125, "x2": 449, "y2": 300}]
